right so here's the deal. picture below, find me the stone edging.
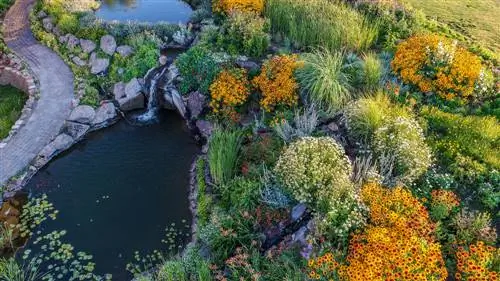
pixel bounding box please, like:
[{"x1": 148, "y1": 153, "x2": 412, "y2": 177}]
[{"x1": 0, "y1": 53, "x2": 39, "y2": 147}]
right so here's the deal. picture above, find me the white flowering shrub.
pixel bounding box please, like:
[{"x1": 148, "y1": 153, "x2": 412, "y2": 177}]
[
  {"x1": 274, "y1": 137, "x2": 353, "y2": 212},
  {"x1": 373, "y1": 117, "x2": 432, "y2": 185}
]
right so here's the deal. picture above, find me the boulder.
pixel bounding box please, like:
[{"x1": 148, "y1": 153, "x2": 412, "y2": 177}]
[
  {"x1": 90, "y1": 58, "x2": 110, "y2": 75},
  {"x1": 116, "y1": 45, "x2": 133, "y2": 57},
  {"x1": 37, "y1": 11, "x2": 47, "y2": 19},
  {"x1": 92, "y1": 102, "x2": 117, "y2": 128},
  {"x1": 165, "y1": 63, "x2": 179, "y2": 84},
  {"x1": 100, "y1": 35, "x2": 117, "y2": 56},
  {"x1": 159, "y1": 55, "x2": 168, "y2": 66},
  {"x1": 63, "y1": 121, "x2": 90, "y2": 140},
  {"x1": 36, "y1": 134, "x2": 74, "y2": 167},
  {"x1": 165, "y1": 88, "x2": 186, "y2": 118},
  {"x1": 58, "y1": 35, "x2": 68, "y2": 44},
  {"x1": 235, "y1": 59, "x2": 260, "y2": 72},
  {"x1": 42, "y1": 17, "x2": 53, "y2": 32},
  {"x1": 80, "y1": 39, "x2": 96, "y2": 53},
  {"x1": 116, "y1": 78, "x2": 145, "y2": 111},
  {"x1": 72, "y1": 56, "x2": 87, "y2": 67},
  {"x1": 291, "y1": 203, "x2": 307, "y2": 222},
  {"x1": 66, "y1": 34, "x2": 79, "y2": 50},
  {"x1": 196, "y1": 120, "x2": 213, "y2": 140},
  {"x1": 125, "y1": 78, "x2": 142, "y2": 97},
  {"x1": 326, "y1": 122, "x2": 339, "y2": 132},
  {"x1": 68, "y1": 105, "x2": 96, "y2": 124},
  {"x1": 113, "y1": 82, "x2": 126, "y2": 100},
  {"x1": 186, "y1": 91, "x2": 206, "y2": 119},
  {"x1": 52, "y1": 26, "x2": 63, "y2": 37}
]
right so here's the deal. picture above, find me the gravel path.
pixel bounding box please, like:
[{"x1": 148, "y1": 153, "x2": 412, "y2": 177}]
[{"x1": 0, "y1": 0, "x2": 74, "y2": 185}]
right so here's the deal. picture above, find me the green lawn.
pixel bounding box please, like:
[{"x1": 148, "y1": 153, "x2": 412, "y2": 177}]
[
  {"x1": 404, "y1": 0, "x2": 500, "y2": 55},
  {"x1": 0, "y1": 85, "x2": 27, "y2": 139}
]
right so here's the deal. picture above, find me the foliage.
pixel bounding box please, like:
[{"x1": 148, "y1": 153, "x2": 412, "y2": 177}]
[
  {"x1": 212, "y1": 0, "x2": 264, "y2": 14},
  {"x1": 454, "y1": 241, "x2": 499, "y2": 281},
  {"x1": 373, "y1": 116, "x2": 432, "y2": 185},
  {"x1": 0, "y1": 85, "x2": 27, "y2": 139},
  {"x1": 451, "y1": 209, "x2": 497, "y2": 245},
  {"x1": 296, "y1": 50, "x2": 353, "y2": 112},
  {"x1": 391, "y1": 34, "x2": 483, "y2": 102},
  {"x1": 336, "y1": 183, "x2": 448, "y2": 280},
  {"x1": 208, "y1": 128, "x2": 244, "y2": 186},
  {"x1": 219, "y1": 177, "x2": 261, "y2": 212},
  {"x1": 274, "y1": 137, "x2": 353, "y2": 212},
  {"x1": 116, "y1": 32, "x2": 160, "y2": 82},
  {"x1": 420, "y1": 106, "x2": 500, "y2": 210},
  {"x1": 18, "y1": 194, "x2": 58, "y2": 238},
  {"x1": 272, "y1": 106, "x2": 318, "y2": 143},
  {"x1": 252, "y1": 54, "x2": 302, "y2": 112},
  {"x1": 265, "y1": 0, "x2": 379, "y2": 52},
  {"x1": 241, "y1": 133, "x2": 283, "y2": 168},
  {"x1": 176, "y1": 46, "x2": 222, "y2": 95},
  {"x1": 429, "y1": 189, "x2": 460, "y2": 221},
  {"x1": 0, "y1": 258, "x2": 43, "y2": 281},
  {"x1": 80, "y1": 85, "x2": 100, "y2": 108},
  {"x1": 215, "y1": 11, "x2": 269, "y2": 57},
  {"x1": 196, "y1": 158, "x2": 212, "y2": 227},
  {"x1": 57, "y1": 13, "x2": 79, "y2": 34},
  {"x1": 209, "y1": 68, "x2": 250, "y2": 120},
  {"x1": 344, "y1": 92, "x2": 410, "y2": 143},
  {"x1": 360, "y1": 52, "x2": 383, "y2": 91}
]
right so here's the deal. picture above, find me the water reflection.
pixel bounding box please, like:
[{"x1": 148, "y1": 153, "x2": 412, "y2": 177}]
[
  {"x1": 95, "y1": 0, "x2": 192, "y2": 23},
  {"x1": 101, "y1": 0, "x2": 138, "y2": 8}
]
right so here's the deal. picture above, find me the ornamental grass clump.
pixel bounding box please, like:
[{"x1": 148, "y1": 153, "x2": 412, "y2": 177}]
[
  {"x1": 296, "y1": 49, "x2": 353, "y2": 113},
  {"x1": 209, "y1": 68, "x2": 250, "y2": 120},
  {"x1": 213, "y1": 0, "x2": 264, "y2": 14},
  {"x1": 391, "y1": 34, "x2": 483, "y2": 101},
  {"x1": 253, "y1": 54, "x2": 302, "y2": 112},
  {"x1": 274, "y1": 137, "x2": 353, "y2": 212},
  {"x1": 373, "y1": 116, "x2": 432, "y2": 185},
  {"x1": 208, "y1": 128, "x2": 244, "y2": 186}
]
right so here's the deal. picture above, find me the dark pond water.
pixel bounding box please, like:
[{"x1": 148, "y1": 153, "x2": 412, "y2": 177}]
[
  {"x1": 24, "y1": 111, "x2": 199, "y2": 279},
  {"x1": 95, "y1": 0, "x2": 192, "y2": 23}
]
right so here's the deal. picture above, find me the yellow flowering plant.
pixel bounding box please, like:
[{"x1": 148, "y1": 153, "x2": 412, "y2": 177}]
[
  {"x1": 209, "y1": 68, "x2": 250, "y2": 121},
  {"x1": 391, "y1": 34, "x2": 483, "y2": 102},
  {"x1": 455, "y1": 241, "x2": 499, "y2": 281},
  {"x1": 252, "y1": 54, "x2": 303, "y2": 112}
]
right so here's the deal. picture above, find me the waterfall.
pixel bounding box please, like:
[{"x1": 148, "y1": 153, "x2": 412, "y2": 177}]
[{"x1": 136, "y1": 66, "x2": 169, "y2": 122}]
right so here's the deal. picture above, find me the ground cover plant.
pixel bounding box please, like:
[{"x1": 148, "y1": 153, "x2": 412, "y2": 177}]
[{"x1": 0, "y1": 86, "x2": 27, "y2": 139}]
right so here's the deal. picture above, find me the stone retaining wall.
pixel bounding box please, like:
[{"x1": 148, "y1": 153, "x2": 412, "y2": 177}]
[{"x1": 0, "y1": 53, "x2": 38, "y2": 146}]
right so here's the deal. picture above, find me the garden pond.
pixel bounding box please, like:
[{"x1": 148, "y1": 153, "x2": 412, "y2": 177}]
[
  {"x1": 95, "y1": 0, "x2": 193, "y2": 23},
  {"x1": 24, "y1": 110, "x2": 199, "y2": 279}
]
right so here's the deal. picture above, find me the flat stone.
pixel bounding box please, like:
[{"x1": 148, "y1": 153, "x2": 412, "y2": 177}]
[
  {"x1": 58, "y1": 35, "x2": 67, "y2": 44},
  {"x1": 37, "y1": 11, "x2": 47, "y2": 19},
  {"x1": 100, "y1": 35, "x2": 117, "y2": 56},
  {"x1": 125, "y1": 78, "x2": 142, "y2": 97},
  {"x1": 68, "y1": 105, "x2": 95, "y2": 124},
  {"x1": 113, "y1": 82, "x2": 126, "y2": 100},
  {"x1": 291, "y1": 203, "x2": 307, "y2": 222},
  {"x1": 42, "y1": 17, "x2": 53, "y2": 32},
  {"x1": 72, "y1": 56, "x2": 87, "y2": 67},
  {"x1": 90, "y1": 58, "x2": 109, "y2": 74},
  {"x1": 117, "y1": 78, "x2": 145, "y2": 111},
  {"x1": 36, "y1": 134, "x2": 74, "y2": 168},
  {"x1": 63, "y1": 121, "x2": 90, "y2": 140},
  {"x1": 80, "y1": 39, "x2": 96, "y2": 53},
  {"x1": 92, "y1": 102, "x2": 117, "y2": 128},
  {"x1": 66, "y1": 34, "x2": 79, "y2": 50},
  {"x1": 116, "y1": 45, "x2": 133, "y2": 57}
]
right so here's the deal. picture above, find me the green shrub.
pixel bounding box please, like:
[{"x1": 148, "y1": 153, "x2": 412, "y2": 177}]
[
  {"x1": 57, "y1": 13, "x2": 79, "y2": 34},
  {"x1": 274, "y1": 137, "x2": 353, "y2": 212},
  {"x1": 344, "y1": 92, "x2": 410, "y2": 142},
  {"x1": 215, "y1": 11, "x2": 270, "y2": 57},
  {"x1": 157, "y1": 260, "x2": 187, "y2": 281},
  {"x1": 75, "y1": 26, "x2": 107, "y2": 42},
  {"x1": 80, "y1": 85, "x2": 100, "y2": 108},
  {"x1": 208, "y1": 128, "x2": 244, "y2": 186},
  {"x1": 0, "y1": 86, "x2": 27, "y2": 139},
  {"x1": 296, "y1": 49, "x2": 353, "y2": 112},
  {"x1": 452, "y1": 209, "x2": 497, "y2": 244},
  {"x1": 175, "y1": 46, "x2": 222, "y2": 95},
  {"x1": 220, "y1": 177, "x2": 261, "y2": 211},
  {"x1": 265, "y1": 0, "x2": 379, "y2": 51},
  {"x1": 373, "y1": 116, "x2": 432, "y2": 185}
]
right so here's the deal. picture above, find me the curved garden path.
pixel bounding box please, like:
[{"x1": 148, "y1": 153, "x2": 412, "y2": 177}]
[{"x1": 0, "y1": 0, "x2": 74, "y2": 185}]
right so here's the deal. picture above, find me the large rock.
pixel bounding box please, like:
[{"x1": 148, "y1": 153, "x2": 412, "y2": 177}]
[
  {"x1": 80, "y1": 39, "x2": 96, "y2": 53},
  {"x1": 42, "y1": 17, "x2": 53, "y2": 32},
  {"x1": 66, "y1": 34, "x2": 79, "y2": 50},
  {"x1": 90, "y1": 57, "x2": 110, "y2": 74},
  {"x1": 117, "y1": 78, "x2": 145, "y2": 111},
  {"x1": 186, "y1": 91, "x2": 206, "y2": 119},
  {"x1": 52, "y1": 26, "x2": 63, "y2": 37},
  {"x1": 100, "y1": 35, "x2": 117, "y2": 56},
  {"x1": 163, "y1": 88, "x2": 186, "y2": 118},
  {"x1": 236, "y1": 58, "x2": 260, "y2": 72},
  {"x1": 72, "y1": 56, "x2": 87, "y2": 67},
  {"x1": 68, "y1": 105, "x2": 96, "y2": 124},
  {"x1": 35, "y1": 134, "x2": 74, "y2": 168},
  {"x1": 196, "y1": 120, "x2": 213, "y2": 140},
  {"x1": 37, "y1": 11, "x2": 47, "y2": 19},
  {"x1": 116, "y1": 45, "x2": 133, "y2": 57},
  {"x1": 92, "y1": 102, "x2": 117, "y2": 128},
  {"x1": 166, "y1": 64, "x2": 180, "y2": 84},
  {"x1": 291, "y1": 203, "x2": 307, "y2": 222},
  {"x1": 63, "y1": 121, "x2": 90, "y2": 140},
  {"x1": 113, "y1": 82, "x2": 126, "y2": 100}
]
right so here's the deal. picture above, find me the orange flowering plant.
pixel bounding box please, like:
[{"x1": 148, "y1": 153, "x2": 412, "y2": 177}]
[
  {"x1": 209, "y1": 68, "x2": 250, "y2": 120},
  {"x1": 391, "y1": 34, "x2": 483, "y2": 102},
  {"x1": 429, "y1": 189, "x2": 460, "y2": 221},
  {"x1": 252, "y1": 54, "x2": 303, "y2": 112},
  {"x1": 212, "y1": 0, "x2": 264, "y2": 14},
  {"x1": 455, "y1": 241, "x2": 499, "y2": 281},
  {"x1": 307, "y1": 252, "x2": 341, "y2": 280}
]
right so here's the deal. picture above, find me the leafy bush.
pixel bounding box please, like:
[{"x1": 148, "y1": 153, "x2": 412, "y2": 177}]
[
  {"x1": 156, "y1": 261, "x2": 187, "y2": 281},
  {"x1": 176, "y1": 46, "x2": 222, "y2": 95},
  {"x1": 274, "y1": 137, "x2": 353, "y2": 212},
  {"x1": 208, "y1": 128, "x2": 244, "y2": 186},
  {"x1": 215, "y1": 11, "x2": 269, "y2": 57},
  {"x1": 209, "y1": 68, "x2": 250, "y2": 119},
  {"x1": 80, "y1": 85, "x2": 100, "y2": 108},
  {"x1": 296, "y1": 50, "x2": 353, "y2": 112},
  {"x1": 265, "y1": 0, "x2": 379, "y2": 51},
  {"x1": 0, "y1": 86, "x2": 27, "y2": 139},
  {"x1": 451, "y1": 209, "x2": 497, "y2": 245},
  {"x1": 373, "y1": 116, "x2": 432, "y2": 185},
  {"x1": 344, "y1": 92, "x2": 409, "y2": 142},
  {"x1": 429, "y1": 189, "x2": 460, "y2": 221},
  {"x1": 57, "y1": 13, "x2": 79, "y2": 34},
  {"x1": 392, "y1": 34, "x2": 483, "y2": 101},
  {"x1": 219, "y1": 177, "x2": 261, "y2": 211},
  {"x1": 252, "y1": 54, "x2": 302, "y2": 111},
  {"x1": 212, "y1": 0, "x2": 264, "y2": 14}
]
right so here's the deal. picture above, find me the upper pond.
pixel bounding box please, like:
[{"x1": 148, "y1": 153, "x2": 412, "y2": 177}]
[
  {"x1": 95, "y1": 0, "x2": 193, "y2": 23},
  {"x1": 24, "y1": 111, "x2": 199, "y2": 279}
]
